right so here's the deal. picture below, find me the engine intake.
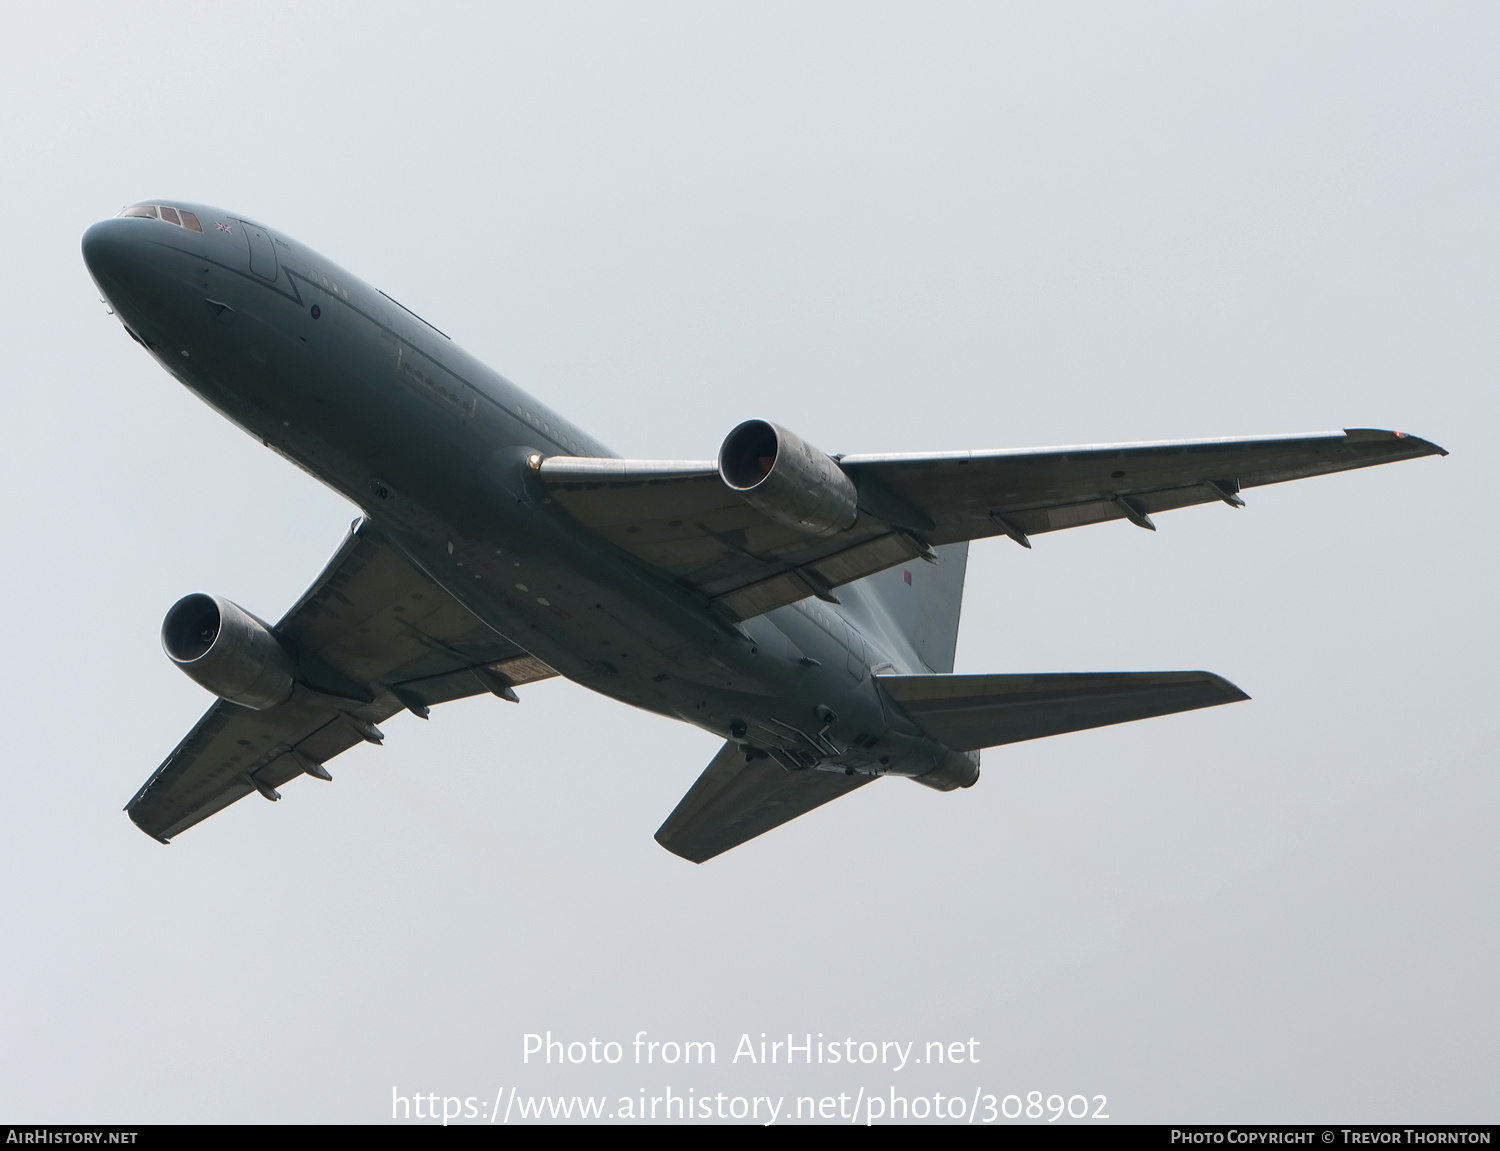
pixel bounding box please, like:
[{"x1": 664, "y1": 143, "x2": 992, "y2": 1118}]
[
  {"x1": 162, "y1": 593, "x2": 296, "y2": 710},
  {"x1": 718, "y1": 419, "x2": 858, "y2": 537}
]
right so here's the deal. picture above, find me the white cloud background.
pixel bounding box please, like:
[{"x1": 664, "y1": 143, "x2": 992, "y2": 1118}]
[{"x1": 0, "y1": 1, "x2": 1492, "y2": 1123}]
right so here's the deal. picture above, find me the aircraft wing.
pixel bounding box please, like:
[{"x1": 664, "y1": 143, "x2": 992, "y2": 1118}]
[
  {"x1": 539, "y1": 429, "x2": 1444, "y2": 621},
  {"x1": 655, "y1": 740, "x2": 874, "y2": 863},
  {"x1": 127, "y1": 519, "x2": 555, "y2": 842},
  {"x1": 539, "y1": 457, "x2": 930, "y2": 620},
  {"x1": 838, "y1": 427, "x2": 1446, "y2": 546}
]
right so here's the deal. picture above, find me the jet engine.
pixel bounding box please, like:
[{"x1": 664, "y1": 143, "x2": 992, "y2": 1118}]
[
  {"x1": 161, "y1": 593, "x2": 296, "y2": 710},
  {"x1": 910, "y1": 748, "x2": 981, "y2": 792},
  {"x1": 718, "y1": 419, "x2": 858, "y2": 537}
]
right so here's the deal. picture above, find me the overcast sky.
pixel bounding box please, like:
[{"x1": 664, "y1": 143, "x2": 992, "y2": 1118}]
[{"x1": 1, "y1": 1, "x2": 1494, "y2": 1124}]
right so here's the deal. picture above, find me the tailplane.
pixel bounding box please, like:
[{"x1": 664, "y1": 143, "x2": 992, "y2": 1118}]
[
  {"x1": 655, "y1": 741, "x2": 873, "y2": 863},
  {"x1": 879, "y1": 670, "x2": 1248, "y2": 752},
  {"x1": 654, "y1": 672, "x2": 1247, "y2": 862}
]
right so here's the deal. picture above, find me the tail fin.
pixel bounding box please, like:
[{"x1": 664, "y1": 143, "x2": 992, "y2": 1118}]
[
  {"x1": 855, "y1": 542, "x2": 969, "y2": 673},
  {"x1": 878, "y1": 670, "x2": 1248, "y2": 751}
]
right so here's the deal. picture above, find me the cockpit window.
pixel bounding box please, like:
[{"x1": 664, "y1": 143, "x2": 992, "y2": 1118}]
[{"x1": 114, "y1": 203, "x2": 203, "y2": 231}]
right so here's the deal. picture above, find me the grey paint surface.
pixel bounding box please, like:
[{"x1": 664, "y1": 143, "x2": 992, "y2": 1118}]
[
  {"x1": 1, "y1": 1, "x2": 1493, "y2": 1124},
  {"x1": 82, "y1": 203, "x2": 1437, "y2": 853}
]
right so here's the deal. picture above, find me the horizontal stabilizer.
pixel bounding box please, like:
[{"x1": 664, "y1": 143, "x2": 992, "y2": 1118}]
[
  {"x1": 656, "y1": 741, "x2": 873, "y2": 864},
  {"x1": 879, "y1": 671, "x2": 1249, "y2": 752}
]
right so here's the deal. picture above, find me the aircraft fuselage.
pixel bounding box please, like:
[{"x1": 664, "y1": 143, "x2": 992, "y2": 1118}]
[{"x1": 82, "y1": 203, "x2": 958, "y2": 782}]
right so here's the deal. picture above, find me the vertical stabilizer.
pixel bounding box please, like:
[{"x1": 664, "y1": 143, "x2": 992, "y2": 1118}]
[{"x1": 853, "y1": 542, "x2": 969, "y2": 673}]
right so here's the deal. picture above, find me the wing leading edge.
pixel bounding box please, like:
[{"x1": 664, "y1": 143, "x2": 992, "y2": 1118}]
[{"x1": 127, "y1": 519, "x2": 555, "y2": 842}]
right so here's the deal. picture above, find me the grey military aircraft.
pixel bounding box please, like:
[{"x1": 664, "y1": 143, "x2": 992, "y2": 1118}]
[{"x1": 82, "y1": 201, "x2": 1446, "y2": 862}]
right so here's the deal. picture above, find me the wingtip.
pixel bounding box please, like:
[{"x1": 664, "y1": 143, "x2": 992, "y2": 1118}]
[
  {"x1": 1343, "y1": 428, "x2": 1448, "y2": 457},
  {"x1": 1196, "y1": 671, "x2": 1251, "y2": 704},
  {"x1": 126, "y1": 806, "x2": 173, "y2": 844},
  {"x1": 653, "y1": 830, "x2": 708, "y2": 864}
]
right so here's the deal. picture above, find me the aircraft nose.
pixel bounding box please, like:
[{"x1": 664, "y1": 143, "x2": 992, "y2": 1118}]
[{"x1": 81, "y1": 217, "x2": 141, "y2": 287}]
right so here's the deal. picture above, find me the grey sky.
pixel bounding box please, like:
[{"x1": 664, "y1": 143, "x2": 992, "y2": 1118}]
[{"x1": 1, "y1": 1, "x2": 1494, "y2": 1123}]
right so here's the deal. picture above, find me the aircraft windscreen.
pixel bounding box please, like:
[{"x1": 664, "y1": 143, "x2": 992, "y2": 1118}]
[{"x1": 115, "y1": 203, "x2": 203, "y2": 232}]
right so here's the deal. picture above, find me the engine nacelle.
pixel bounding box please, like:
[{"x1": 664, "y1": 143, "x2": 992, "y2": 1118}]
[
  {"x1": 910, "y1": 748, "x2": 981, "y2": 792},
  {"x1": 161, "y1": 593, "x2": 296, "y2": 710},
  {"x1": 718, "y1": 419, "x2": 858, "y2": 537}
]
